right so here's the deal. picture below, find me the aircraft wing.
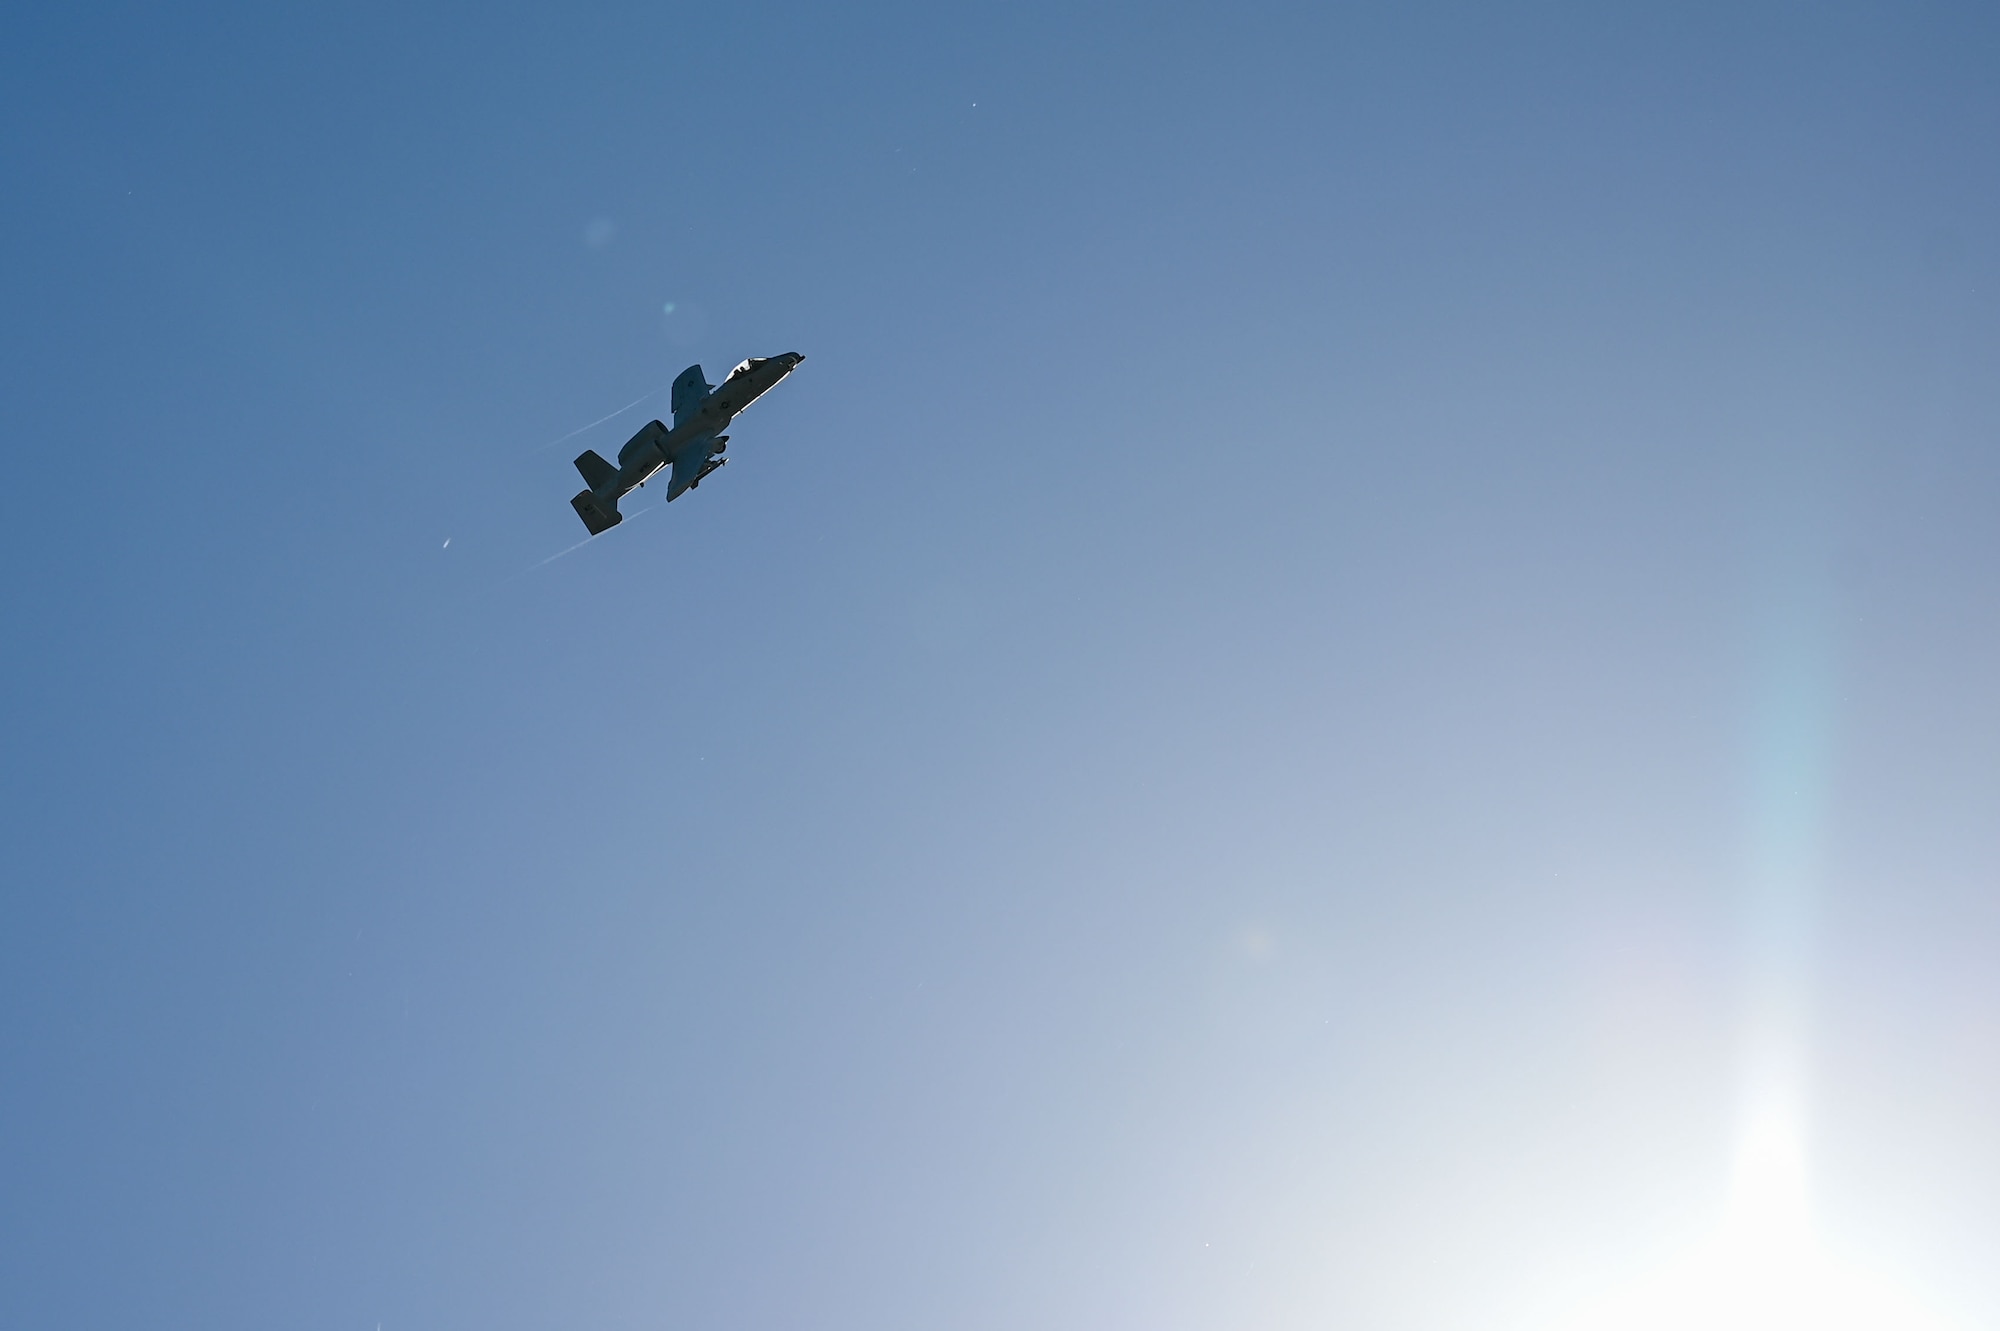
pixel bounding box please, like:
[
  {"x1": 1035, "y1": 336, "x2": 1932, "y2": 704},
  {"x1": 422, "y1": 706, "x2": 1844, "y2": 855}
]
[{"x1": 666, "y1": 445, "x2": 719, "y2": 501}]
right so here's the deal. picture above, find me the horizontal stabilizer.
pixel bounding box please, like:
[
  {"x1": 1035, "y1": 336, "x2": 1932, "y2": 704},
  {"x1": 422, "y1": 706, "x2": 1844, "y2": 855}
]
[
  {"x1": 573, "y1": 448, "x2": 619, "y2": 494},
  {"x1": 570, "y1": 489, "x2": 622, "y2": 535}
]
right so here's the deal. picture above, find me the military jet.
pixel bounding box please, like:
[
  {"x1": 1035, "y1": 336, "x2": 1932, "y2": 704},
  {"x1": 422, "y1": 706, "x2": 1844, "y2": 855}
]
[{"x1": 569, "y1": 353, "x2": 804, "y2": 534}]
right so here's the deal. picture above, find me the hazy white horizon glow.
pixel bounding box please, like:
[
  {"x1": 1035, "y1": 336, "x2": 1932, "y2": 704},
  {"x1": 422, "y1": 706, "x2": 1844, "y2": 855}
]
[
  {"x1": 1548, "y1": 1088, "x2": 1962, "y2": 1331},
  {"x1": 1548, "y1": 601, "x2": 1956, "y2": 1331},
  {"x1": 1540, "y1": 543, "x2": 1968, "y2": 1331}
]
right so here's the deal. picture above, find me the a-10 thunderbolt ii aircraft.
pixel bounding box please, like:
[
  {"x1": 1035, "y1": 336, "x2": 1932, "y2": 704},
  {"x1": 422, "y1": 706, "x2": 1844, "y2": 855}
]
[{"x1": 568, "y1": 353, "x2": 804, "y2": 534}]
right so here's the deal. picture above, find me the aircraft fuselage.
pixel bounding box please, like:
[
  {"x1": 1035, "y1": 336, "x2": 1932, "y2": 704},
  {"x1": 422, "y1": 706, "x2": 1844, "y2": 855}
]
[
  {"x1": 568, "y1": 352, "x2": 803, "y2": 534},
  {"x1": 617, "y1": 353, "x2": 804, "y2": 490}
]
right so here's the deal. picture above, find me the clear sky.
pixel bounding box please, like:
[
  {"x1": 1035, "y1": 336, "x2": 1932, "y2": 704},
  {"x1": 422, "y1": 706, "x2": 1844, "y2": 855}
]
[{"x1": 4, "y1": 3, "x2": 1999, "y2": 1329}]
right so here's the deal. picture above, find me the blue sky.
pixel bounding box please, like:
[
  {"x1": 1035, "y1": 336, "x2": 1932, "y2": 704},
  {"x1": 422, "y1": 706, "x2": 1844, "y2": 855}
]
[{"x1": 4, "y1": 3, "x2": 1999, "y2": 1328}]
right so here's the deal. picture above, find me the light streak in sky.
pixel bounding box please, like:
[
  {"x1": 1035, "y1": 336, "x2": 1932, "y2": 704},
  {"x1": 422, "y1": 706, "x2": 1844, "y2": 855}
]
[
  {"x1": 1543, "y1": 476, "x2": 1963, "y2": 1330},
  {"x1": 523, "y1": 502, "x2": 660, "y2": 572},
  {"x1": 533, "y1": 385, "x2": 666, "y2": 453}
]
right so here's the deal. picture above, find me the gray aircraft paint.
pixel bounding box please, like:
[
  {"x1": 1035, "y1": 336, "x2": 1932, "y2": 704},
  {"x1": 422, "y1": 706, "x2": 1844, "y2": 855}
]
[{"x1": 569, "y1": 352, "x2": 803, "y2": 535}]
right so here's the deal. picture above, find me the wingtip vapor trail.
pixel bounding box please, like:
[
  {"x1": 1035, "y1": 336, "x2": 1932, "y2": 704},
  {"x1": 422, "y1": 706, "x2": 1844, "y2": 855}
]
[
  {"x1": 533, "y1": 385, "x2": 666, "y2": 453},
  {"x1": 523, "y1": 503, "x2": 660, "y2": 572},
  {"x1": 528, "y1": 534, "x2": 597, "y2": 570}
]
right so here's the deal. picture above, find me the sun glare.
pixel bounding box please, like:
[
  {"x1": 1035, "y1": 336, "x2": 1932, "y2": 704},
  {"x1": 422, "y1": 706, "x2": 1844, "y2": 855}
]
[{"x1": 1550, "y1": 1096, "x2": 1961, "y2": 1331}]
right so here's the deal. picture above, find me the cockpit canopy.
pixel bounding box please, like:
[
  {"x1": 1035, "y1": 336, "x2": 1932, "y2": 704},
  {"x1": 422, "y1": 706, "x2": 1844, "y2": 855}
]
[{"x1": 726, "y1": 357, "x2": 767, "y2": 380}]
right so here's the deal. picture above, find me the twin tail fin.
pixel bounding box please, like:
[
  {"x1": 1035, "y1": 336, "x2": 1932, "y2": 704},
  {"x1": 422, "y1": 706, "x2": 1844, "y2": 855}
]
[
  {"x1": 570, "y1": 448, "x2": 623, "y2": 534},
  {"x1": 573, "y1": 448, "x2": 619, "y2": 495}
]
